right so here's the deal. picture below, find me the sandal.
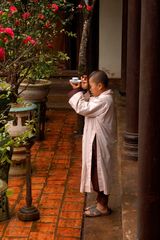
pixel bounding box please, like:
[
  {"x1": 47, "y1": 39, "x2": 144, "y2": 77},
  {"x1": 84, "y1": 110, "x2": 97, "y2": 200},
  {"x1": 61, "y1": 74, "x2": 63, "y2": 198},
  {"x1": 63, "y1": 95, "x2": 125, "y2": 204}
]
[
  {"x1": 84, "y1": 206, "x2": 112, "y2": 217},
  {"x1": 84, "y1": 204, "x2": 96, "y2": 211}
]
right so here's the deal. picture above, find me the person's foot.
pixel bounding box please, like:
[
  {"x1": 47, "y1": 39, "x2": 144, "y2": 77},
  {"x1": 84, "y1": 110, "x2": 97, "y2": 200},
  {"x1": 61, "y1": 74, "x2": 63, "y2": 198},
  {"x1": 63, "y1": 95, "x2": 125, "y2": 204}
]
[
  {"x1": 84, "y1": 206, "x2": 112, "y2": 217},
  {"x1": 85, "y1": 204, "x2": 96, "y2": 211},
  {"x1": 96, "y1": 202, "x2": 110, "y2": 213},
  {"x1": 84, "y1": 202, "x2": 97, "y2": 211}
]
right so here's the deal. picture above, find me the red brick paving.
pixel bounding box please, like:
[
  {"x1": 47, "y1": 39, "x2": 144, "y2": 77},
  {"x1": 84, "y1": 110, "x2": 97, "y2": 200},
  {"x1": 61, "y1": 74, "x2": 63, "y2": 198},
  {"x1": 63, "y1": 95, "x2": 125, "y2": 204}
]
[{"x1": 0, "y1": 110, "x2": 85, "y2": 240}]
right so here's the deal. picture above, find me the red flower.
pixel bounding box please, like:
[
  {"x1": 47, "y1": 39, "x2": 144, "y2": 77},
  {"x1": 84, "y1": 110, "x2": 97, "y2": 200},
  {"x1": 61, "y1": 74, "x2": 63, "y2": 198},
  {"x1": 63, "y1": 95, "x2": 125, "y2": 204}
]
[
  {"x1": 0, "y1": 26, "x2": 4, "y2": 33},
  {"x1": 23, "y1": 36, "x2": 32, "y2": 44},
  {"x1": 22, "y1": 12, "x2": 31, "y2": 20},
  {"x1": 44, "y1": 21, "x2": 51, "y2": 28},
  {"x1": 0, "y1": 47, "x2": 5, "y2": 61},
  {"x1": 0, "y1": 27, "x2": 14, "y2": 39},
  {"x1": 77, "y1": 4, "x2": 83, "y2": 10},
  {"x1": 46, "y1": 42, "x2": 54, "y2": 49},
  {"x1": 0, "y1": 10, "x2": 4, "y2": 15},
  {"x1": 15, "y1": 19, "x2": 20, "y2": 26},
  {"x1": 3, "y1": 37, "x2": 9, "y2": 43},
  {"x1": 30, "y1": 39, "x2": 36, "y2": 45},
  {"x1": 33, "y1": 0, "x2": 38, "y2": 2},
  {"x1": 4, "y1": 28, "x2": 14, "y2": 39},
  {"x1": 23, "y1": 36, "x2": 36, "y2": 45},
  {"x1": 86, "y1": 5, "x2": 93, "y2": 11},
  {"x1": 10, "y1": 5, "x2": 18, "y2": 13},
  {"x1": 38, "y1": 13, "x2": 45, "y2": 20},
  {"x1": 8, "y1": 13, "x2": 12, "y2": 17},
  {"x1": 51, "y1": 3, "x2": 59, "y2": 12}
]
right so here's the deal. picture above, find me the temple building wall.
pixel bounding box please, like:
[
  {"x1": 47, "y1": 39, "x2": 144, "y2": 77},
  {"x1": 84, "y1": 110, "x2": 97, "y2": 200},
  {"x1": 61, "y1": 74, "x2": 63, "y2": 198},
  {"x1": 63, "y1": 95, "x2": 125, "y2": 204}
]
[{"x1": 99, "y1": 0, "x2": 122, "y2": 78}]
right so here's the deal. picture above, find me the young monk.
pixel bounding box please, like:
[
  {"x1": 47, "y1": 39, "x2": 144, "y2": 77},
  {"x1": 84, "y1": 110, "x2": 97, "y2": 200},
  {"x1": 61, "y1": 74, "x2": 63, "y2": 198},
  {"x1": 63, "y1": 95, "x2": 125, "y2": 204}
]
[{"x1": 68, "y1": 70, "x2": 116, "y2": 217}]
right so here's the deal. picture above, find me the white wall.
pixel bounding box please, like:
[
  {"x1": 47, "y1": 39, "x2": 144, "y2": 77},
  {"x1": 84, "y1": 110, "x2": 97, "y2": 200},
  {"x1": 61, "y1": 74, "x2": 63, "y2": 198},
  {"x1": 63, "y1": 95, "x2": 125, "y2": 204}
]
[{"x1": 99, "y1": 0, "x2": 122, "y2": 78}]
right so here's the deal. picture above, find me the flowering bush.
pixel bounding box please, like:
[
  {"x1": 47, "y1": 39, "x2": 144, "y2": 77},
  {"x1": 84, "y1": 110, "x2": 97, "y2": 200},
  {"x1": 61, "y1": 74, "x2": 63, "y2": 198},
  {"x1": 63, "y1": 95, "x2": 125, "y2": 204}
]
[
  {"x1": 0, "y1": 0, "x2": 94, "y2": 99},
  {"x1": 0, "y1": 0, "x2": 76, "y2": 98}
]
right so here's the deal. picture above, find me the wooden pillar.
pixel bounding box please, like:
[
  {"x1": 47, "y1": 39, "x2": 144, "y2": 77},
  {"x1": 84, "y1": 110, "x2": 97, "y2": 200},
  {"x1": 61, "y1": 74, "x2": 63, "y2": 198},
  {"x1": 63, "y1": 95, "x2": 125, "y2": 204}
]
[
  {"x1": 120, "y1": 0, "x2": 128, "y2": 95},
  {"x1": 138, "y1": 1, "x2": 160, "y2": 239},
  {"x1": 124, "y1": 0, "x2": 141, "y2": 160}
]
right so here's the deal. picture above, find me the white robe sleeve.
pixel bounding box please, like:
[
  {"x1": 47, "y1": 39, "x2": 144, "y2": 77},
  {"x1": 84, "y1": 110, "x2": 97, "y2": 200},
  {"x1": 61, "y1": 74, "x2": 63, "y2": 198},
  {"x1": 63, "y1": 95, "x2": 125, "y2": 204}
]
[{"x1": 69, "y1": 91, "x2": 110, "y2": 118}]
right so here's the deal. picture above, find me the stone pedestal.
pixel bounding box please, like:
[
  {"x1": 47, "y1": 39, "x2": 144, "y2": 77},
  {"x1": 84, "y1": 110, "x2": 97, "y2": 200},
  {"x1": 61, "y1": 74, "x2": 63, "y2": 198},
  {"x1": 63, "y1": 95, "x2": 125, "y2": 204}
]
[
  {"x1": 9, "y1": 145, "x2": 27, "y2": 176},
  {"x1": 124, "y1": 132, "x2": 138, "y2": 160}
]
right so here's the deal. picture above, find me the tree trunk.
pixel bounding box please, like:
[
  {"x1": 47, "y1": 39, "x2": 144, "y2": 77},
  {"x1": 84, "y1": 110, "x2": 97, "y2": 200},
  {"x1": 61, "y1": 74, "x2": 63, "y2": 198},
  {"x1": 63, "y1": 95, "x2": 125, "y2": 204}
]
[
  {"x1": 76, "y1": 0, "x2": 97, "y2": 134},
  {"x1": 78, "y1": 0, "x2": 97, "y2": 76}
]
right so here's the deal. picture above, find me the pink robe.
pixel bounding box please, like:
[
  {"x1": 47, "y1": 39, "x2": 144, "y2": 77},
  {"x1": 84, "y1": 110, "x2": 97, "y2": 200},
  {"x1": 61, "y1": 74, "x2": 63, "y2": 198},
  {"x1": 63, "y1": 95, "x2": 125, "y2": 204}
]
[{"x1": 69, "y1": 89, "x2": 116, "y2": 195}]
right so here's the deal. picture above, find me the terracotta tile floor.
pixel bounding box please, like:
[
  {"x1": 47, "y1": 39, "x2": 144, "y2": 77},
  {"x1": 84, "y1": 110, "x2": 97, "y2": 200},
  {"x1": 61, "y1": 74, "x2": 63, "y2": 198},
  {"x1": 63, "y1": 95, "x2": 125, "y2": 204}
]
[{"x1": 0, "y1": 110, "x2": 85, "y2": 240}]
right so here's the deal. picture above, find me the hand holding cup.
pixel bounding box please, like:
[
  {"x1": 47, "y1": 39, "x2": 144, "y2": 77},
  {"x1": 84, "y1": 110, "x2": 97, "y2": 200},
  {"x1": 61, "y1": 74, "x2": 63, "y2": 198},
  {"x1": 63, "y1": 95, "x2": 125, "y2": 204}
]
[{"x1": 69, "y1": 77, "x2": 81, "y2": 89}]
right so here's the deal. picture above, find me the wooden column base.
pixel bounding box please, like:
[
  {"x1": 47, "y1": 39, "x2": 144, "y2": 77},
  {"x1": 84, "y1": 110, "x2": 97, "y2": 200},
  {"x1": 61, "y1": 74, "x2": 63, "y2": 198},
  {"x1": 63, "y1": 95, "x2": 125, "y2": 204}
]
[
  {"x1": 124, "y1": 132, "x2": 138, "y2": 160},
  {"x1": 18, "y1": 206, "x2": 40, "y2": 221}
]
